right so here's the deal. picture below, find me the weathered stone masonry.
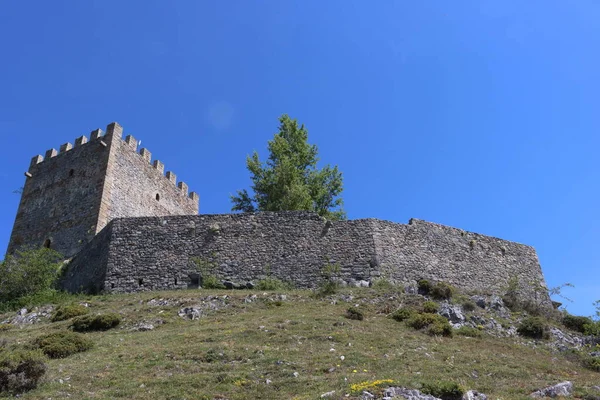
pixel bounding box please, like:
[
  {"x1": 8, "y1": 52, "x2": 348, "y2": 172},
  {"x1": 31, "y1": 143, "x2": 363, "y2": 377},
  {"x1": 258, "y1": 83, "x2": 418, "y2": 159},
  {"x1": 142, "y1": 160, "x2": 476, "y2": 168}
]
[
  {"x1": 62, "y1": 211, "x2": 547, "y2": 300},
  {"x1": 7, "y1": 122, "x2": 199, "y2": 258},
  {"x1": 7, "y1": 122, "x2": 549, "y2": 302}
]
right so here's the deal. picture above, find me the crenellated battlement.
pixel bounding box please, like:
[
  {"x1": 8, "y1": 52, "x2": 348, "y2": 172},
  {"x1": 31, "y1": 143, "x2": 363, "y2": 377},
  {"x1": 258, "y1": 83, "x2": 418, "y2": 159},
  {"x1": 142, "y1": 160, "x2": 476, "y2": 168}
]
[
  {"x1": 25, "y1": 122, "x2": 199, "y2": 202},
  {"x1": 11, "y1": 122, "x2": 199, "y2": 258}
]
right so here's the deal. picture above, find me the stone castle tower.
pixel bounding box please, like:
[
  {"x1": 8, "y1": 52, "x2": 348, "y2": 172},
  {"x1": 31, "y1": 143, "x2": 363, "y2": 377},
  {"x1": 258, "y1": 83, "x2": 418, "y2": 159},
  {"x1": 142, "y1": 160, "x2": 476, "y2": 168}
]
[{"x1": 7, "y1": 122, "x2": 199, "y2": 258}]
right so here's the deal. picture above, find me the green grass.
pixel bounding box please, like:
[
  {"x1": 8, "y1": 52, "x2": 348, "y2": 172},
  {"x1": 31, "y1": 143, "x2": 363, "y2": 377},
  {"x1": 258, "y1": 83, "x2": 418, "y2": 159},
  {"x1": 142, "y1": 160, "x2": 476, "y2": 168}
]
[{"x1": 0, "y1": 287, "x2": 598, "y2": 399}]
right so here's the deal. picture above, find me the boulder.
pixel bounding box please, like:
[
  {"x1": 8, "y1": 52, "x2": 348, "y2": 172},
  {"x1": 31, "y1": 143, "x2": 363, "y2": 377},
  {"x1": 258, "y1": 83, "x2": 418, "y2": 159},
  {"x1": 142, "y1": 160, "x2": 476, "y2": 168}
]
[
  {"x1": 463, "y1": 390, "x2": 488, "y2": 400},
  {"x1": 530, "y1": 381, "x2": 573, "y2": 398},
  {"x1": 439, "y1": 302, "x2": 466, "y2": 325},
  {"x1": 382, "y1": 387, "x2": 441, "y2": 399}
]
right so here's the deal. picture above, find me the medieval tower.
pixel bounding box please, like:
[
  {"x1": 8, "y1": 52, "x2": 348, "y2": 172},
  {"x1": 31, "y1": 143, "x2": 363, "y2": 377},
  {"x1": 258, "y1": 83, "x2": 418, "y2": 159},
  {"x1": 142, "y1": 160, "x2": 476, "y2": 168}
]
[{"x1": 7, "y1": 122, "x2": 199, "y2": 258}]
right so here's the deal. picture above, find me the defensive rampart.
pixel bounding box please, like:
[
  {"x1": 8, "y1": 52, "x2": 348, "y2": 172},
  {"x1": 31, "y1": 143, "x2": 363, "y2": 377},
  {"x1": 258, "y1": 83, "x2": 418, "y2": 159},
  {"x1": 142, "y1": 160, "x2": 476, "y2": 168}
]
[{"x1": 61, "y1": 212, "x2": 547, "y2": 301}]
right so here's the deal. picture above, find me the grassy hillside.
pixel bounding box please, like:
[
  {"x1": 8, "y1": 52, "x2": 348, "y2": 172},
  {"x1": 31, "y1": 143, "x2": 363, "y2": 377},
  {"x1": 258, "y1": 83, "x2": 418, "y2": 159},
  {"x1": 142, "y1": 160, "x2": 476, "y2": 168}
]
[{"x1": 1, "y1": 286, "x2": 599, "y2": 399}]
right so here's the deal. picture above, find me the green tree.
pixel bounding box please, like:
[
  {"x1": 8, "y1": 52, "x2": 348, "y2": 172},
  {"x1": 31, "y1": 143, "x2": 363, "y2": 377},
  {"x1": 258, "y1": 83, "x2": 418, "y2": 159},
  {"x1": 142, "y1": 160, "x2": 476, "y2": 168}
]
[
  {"x1": 0, "y1": 248, "x2": 63, "y2": 303},
  {"x1": 231, "y1": 114, "x2": 346, "y2": 220}
]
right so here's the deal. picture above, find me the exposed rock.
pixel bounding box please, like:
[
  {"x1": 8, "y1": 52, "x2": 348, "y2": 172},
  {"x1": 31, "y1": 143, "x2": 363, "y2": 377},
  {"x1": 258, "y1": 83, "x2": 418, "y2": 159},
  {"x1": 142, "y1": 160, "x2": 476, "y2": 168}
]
[
  {"x1": 3, "y1": 306, "x2": 54, "y2": 325},
  {"x1": 133, "y1": 323, "x2": 155, "y2": 331},
  {"x1": 530, "y1": 381, "x2": 572, "y2": 398},
  {"x1": 439, "y1": 302, "x2": 466, "y2": 325},
  {"x1": 178, "y1": 307, "x2": 201, "y2": 320},
  {"x1": 321, "y1": 390, "x2": 336, "y2": 398},
  {"x1": 361, "y1": 391, "x2": 375, "y2": 399},
  {"x1": 222, "y1": 280, "x2": 235, "y2": 290},
  {"x1": 489, "y1": 296, "x2": 511, "y2": 318},
  {"x1": 463, "y1": 390, "x2": 488, "y2": 400},
  {"x1": 590, "y1": 351, "x2": 600, "y2": 358},
  {"x1": 549, "y1": 327, "x2": 584, "y2": 351},
  {"x1": 382, "y1": 387, "x2": 441, "y2": 399},
  {"x1": 246, "y1": 281, "x2": 255, "y2": 289},
  {"x1": 147, "y1": 298, "x2": 172, "y2": 307},
  {"x1": 471, "y1": 296, "x2": 487, "y2": 309}
]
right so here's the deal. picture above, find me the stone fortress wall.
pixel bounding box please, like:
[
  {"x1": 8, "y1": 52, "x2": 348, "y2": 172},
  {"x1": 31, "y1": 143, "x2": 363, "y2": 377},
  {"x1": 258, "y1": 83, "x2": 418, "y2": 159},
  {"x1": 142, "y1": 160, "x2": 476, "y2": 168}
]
[
  {"x1": 7, "y1": 122, "x2": 199, "y2": 258},
  {"x1": 7, "y1": 122, "x2": 548, "y2": 302},
  {"x1": 62, "y1": 212, "x2": 547, "y2": 301}
]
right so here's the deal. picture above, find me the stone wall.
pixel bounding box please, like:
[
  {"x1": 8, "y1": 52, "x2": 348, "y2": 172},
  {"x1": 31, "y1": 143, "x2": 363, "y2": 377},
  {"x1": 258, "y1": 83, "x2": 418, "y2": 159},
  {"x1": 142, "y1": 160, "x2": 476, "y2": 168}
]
[
  {"x1": 7, "y1": 122, "x2": 199, "y2": 258},
  {"x1": 97, "y1": 123, "x2": 199, "y2": 232},
  {"x1": 7, "y1": 132, "x2": 111, "y2": 257},
  {"x1": 62, "y1": 212, "x2": 548, "y2": 302},
  {"x1": 372, "y1": 219, "x2": 547, "y2": 299}
]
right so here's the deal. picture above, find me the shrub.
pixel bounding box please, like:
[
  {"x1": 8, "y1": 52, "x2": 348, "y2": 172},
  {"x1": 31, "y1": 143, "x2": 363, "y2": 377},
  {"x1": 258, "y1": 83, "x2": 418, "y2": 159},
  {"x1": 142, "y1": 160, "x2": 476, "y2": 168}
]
[
  {"x1": 372, "y1": 279, "x2": 396, "y2": 291},
  {"x1": 421, "y1": 381, "x2": 465, "y2": 400},
  {"x1": 455, "y1": 326, "x2": 483, "y2": 338},
  {"x1": 584, "y1": 321, "x2": 600, "y2": 337},
  {"x1": 0, "y1": 349, "x2": 47, "y2": 394},
  {"x1": 71, "y1": 313, "x2": 121, "y2": 332},
  {"x1": 0, "y1": 248, "x2": 63, "y2": 303},
  {"x1": 33, "y1": 331, "x2": 93, "y2": 359},
  {"x1": 202, "y1": 275, "x2": 226, "y2": 289},
  {"x1": 562, "y1": 314, "x2": 593, "y2": 333},
  {"x1": 345, "y1": 307, "x2": 364, "y2": 321},
  {"x1": 51, "y1": 304, "x2": 89, "y2": 322},
  {"x1": 406, "y1": 313, "x2": 447, "y2": 329},
  {"x1": 517, "y1": 316, "x2": 549, "y2": 339},
  {"x1": 256, "y1": 277, "x2": 289, "y2": 291},
  {"x1": 462, "y1": 300, "x2": 477, "y2": 312},
  {"x1": 427, "y1": 319, "x2": 453, "y2": 337},
  {"x1": 422, "y1": 301, "x2": 439, "y2": 314},
  {"x1": 406, "y1": 313, "x2": 452, "y2": 336},
  {"x1": 582, "y1": 355, "x2": 600, "y2": 372},
  {"x1": 430, "y1": 282, "x2": 454, "y2": 300},
  {"x1": 417, "y1": 279, "x2": 431, "y2": 295},
  {"x1": 391, "y1": 308, "x2": 415, "y2": 322}
]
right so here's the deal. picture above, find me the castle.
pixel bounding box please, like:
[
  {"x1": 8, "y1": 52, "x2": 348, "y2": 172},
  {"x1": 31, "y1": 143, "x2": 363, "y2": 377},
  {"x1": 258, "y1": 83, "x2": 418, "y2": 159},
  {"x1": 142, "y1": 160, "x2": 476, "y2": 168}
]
[{"x1": 8, "y1": 122, "x2": 549, "y2": 301}]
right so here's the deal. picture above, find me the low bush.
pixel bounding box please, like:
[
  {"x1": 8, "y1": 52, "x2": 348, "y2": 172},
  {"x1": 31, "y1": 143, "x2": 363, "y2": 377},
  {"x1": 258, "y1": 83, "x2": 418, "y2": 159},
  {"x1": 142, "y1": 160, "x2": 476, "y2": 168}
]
[
  {"x1": 406, "y1": 313, "x2": 453, "y2": 337},
  {"x1": 371, "y1": 279, "x2": 397, "y2": 291},
  {"x1": 462, "y1": 300, "x2": 477, "y2": 312},
  {"x1": 582, "y1": 355, "x2": 600, "y2": 372},
  {"x1": 417, "y1": 279, "x2": 431, "y2": 295},
  {"x1": 0, "y1": 349, "x2": 47, "y2": 395},
  {"x1": 71, "y1": 313, "x2": 121, "y2": 332},
  {"x1": 421, "y1": 380, "x2": 465, "y2": 400},
  {"x1": 455, "y1": 326, "x2": 482, "y2": 338},
  {"x1": 51, "y1": 304, "x2": 89, "y2": 322},
  {"x1": 517, "y1": 316, "x2": 549, "y2": 339},
  {"x1": 202, "y1": 275, "x2": 226, "y2": 289},
  {"x1": 430, "y1": 282, "x2": 454, "y2": 300},
  {"x1": 33, "y1": 331, "x2": 93, "y2": 359},
  {"x1": 422, "y1": 301, "x2": 439, "y2": 314},
  {"x1": 345, "y1": 307, "x2": 364, "y2": 321},
  {"x1": 316, "y1": 280, "x2": 339, "y2": 297},
  {"x1": 427, "y1": 319, "x2": 453, "y2": 337},
  {"x1": 562, "y1": 314, "x2": 593, "y2": 333},
  {"x1": 256, "y1": 277, "x2": 290, "y2": 291},
  {"x1": 391, "y1": 308, "x2": 415, "y2": 322},
  {"x1": 584, "y1": 321, "x2": 600, "y2": 337}
]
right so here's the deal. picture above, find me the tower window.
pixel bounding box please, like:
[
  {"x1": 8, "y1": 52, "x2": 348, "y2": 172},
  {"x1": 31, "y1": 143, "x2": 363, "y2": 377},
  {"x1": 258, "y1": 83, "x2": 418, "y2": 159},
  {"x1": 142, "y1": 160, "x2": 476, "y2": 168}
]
[
  {"x1": 156, "y1": 193, "x2": 160, "y2": 201},
  {"x1": 69, "y1": 169, "x2": 75, "y2": 177},
  {"x1": 43, "y1": 239, "x2": 51, "y2": 249}
]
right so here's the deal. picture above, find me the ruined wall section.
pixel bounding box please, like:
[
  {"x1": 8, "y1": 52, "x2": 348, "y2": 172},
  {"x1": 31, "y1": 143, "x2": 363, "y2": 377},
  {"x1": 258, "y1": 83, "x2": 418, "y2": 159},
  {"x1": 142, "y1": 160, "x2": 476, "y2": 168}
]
[
  {"x1": 82, "y1": 212, "x2": 377, "y2": 293},
  {"x1": 59, "y1": 221, "x2": 114, "y2": 294},
  {"x1": 7, "y1": 129, "x2": 111, "y2": 257},
  {"x1": 60, "y1": 212, "x2": 548, "y2": 302},
  {"x1": 372, "y1": 218, "x2": 548, "y2": 300},
  {"x1": 97, "y1": 122, "x2": 199, "y2": 232}
]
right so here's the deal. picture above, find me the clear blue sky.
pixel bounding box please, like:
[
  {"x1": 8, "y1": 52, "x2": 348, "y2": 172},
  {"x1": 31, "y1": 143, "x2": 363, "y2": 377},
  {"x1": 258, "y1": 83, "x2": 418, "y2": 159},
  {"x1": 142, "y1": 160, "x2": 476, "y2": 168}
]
[{"x1": 1, "y1": 1, "x2": 598, "y2": 316}]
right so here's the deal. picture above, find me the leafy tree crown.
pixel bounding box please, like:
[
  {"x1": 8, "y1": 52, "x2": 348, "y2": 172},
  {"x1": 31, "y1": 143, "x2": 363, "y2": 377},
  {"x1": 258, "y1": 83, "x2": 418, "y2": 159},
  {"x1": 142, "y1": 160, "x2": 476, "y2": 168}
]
[{"x1": 231, "y1": 115, "x2": 345, "y2": 220}]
